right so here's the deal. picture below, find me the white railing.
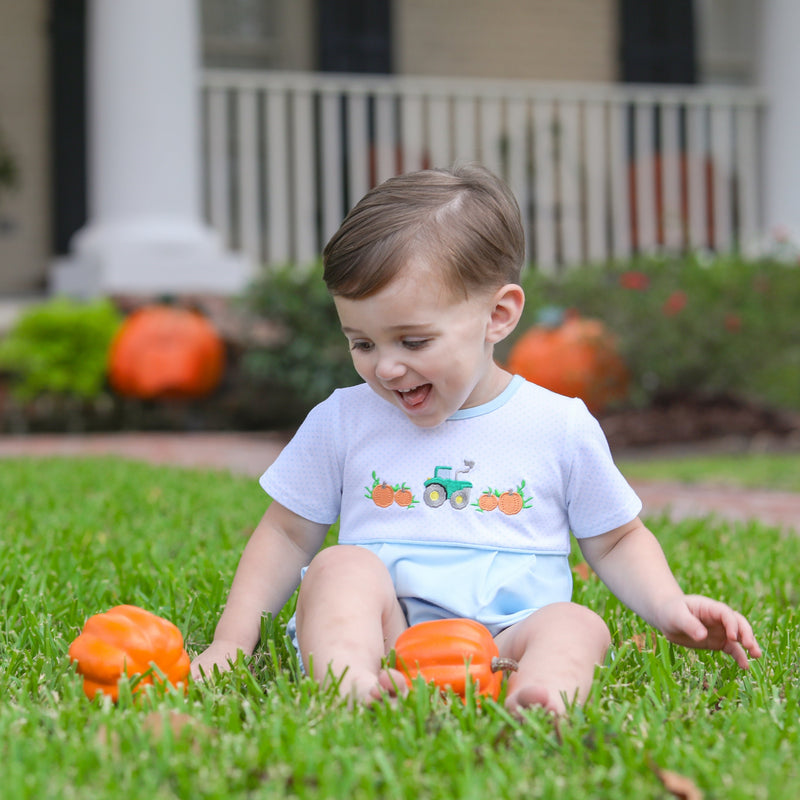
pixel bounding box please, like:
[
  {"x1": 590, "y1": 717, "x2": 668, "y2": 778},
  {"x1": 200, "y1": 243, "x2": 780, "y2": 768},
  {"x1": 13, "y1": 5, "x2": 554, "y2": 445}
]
[{"x1": 201, "y1": 69, "x2": 765, "y2": 272}]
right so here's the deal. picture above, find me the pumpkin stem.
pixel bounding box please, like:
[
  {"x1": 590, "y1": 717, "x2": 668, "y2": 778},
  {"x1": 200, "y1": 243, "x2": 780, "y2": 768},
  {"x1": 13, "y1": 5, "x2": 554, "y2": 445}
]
[{"x1": 491, "y1": 656, "x2": 519, "y2": 674}]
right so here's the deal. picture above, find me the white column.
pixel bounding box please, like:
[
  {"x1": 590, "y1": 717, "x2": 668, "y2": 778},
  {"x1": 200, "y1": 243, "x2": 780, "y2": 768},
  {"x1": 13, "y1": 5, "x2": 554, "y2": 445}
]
[
  {"x1": 52, "y1": 0, "x2": 250, "y2": 296},
  {"x1": 758, "y1": 0, "x2": 800, "y2": 242}
]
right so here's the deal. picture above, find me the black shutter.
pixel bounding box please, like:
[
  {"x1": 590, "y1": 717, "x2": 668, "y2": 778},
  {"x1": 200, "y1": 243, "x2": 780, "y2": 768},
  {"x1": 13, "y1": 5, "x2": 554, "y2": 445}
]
[
  {"x1": 620, "y1": 0, "x2": 696, "y2": 84},
  {"x1": 318, "y1": 0, "x2": 392, "y2": 74},
  {"x1": 48, "y1": 0, "x2": 87, "y2": 254}
]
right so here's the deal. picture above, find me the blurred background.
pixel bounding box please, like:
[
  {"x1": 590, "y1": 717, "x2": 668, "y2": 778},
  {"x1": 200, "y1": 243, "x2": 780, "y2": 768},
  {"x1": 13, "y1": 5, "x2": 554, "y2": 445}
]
[{"x1": 0, "y1": 0, "x2": 797, "y2": 444}]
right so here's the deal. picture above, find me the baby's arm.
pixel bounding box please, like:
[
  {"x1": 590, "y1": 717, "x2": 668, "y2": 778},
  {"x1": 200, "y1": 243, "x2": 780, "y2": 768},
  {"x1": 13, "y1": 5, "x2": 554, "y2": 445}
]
[
  {"x1": 579, "y1": 517, "x2": 761, "y2": 669},
  {"x1": 191, "y1": 500, "x2": 329, "y2": 678}
]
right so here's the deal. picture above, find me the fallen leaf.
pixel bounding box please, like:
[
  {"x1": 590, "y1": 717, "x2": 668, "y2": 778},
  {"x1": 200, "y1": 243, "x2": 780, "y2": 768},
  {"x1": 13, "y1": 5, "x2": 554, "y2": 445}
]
[
  {"x1": 630, "y1": 632, "x2": 657, "y2": 653},
  {"x1": 655, "y1": 767, "x2": 704, "y2": 800}
]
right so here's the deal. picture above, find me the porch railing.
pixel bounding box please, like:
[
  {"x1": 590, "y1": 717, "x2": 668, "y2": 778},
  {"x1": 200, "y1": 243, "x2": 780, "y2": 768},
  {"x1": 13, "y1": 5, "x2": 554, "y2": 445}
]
[{"x1": 201, "y1": 69, "x2": 765, "y2": 272}]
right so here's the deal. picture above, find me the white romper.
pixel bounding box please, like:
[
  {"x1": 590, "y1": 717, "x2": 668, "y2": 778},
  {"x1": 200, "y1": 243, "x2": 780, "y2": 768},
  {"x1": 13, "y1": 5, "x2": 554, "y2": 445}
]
[{"x1": 261, "y1": 375, "x2": 642, "y2": 634}]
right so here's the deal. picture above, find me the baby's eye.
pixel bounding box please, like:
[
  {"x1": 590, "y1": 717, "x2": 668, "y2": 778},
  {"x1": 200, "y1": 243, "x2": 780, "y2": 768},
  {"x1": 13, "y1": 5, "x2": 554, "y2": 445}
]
[
  {"x1": 350, "y1": 340, "x2": 374, "y2": 352},
  {"x1": 402, "y1": 339, "x2": 431, "y2": 350}
]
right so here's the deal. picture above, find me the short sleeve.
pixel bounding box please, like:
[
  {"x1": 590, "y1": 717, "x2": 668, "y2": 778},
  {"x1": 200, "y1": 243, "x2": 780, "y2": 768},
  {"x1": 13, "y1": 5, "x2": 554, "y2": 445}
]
[
  {"x1": 259, "y1": 393, "x2": 345, "y2": 525},
  {"x1": 563, "y1": 399, "x2": 642, "y2": 538}
]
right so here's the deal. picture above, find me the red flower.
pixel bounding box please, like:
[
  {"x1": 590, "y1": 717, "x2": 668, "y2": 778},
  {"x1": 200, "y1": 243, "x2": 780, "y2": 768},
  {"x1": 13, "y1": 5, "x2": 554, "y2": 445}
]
[
  {"x1": 663, "y1": 290, "x2": 688, "y2": 316},
  {"x1": 619, "y1": 271, "x2": 650, "y2": 291},
  {"x1": 724, "y1": 313, "x2": 742, "y2": 332}
]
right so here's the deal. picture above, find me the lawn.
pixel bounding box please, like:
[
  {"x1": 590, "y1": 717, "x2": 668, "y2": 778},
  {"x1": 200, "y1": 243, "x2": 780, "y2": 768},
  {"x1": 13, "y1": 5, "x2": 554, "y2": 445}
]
[
  {"x1": 618, "y1": 451, "x2": 800, "y2": 493},
  {"x1": 1, "y1": 456, "x2": 798, "y2": 799}
]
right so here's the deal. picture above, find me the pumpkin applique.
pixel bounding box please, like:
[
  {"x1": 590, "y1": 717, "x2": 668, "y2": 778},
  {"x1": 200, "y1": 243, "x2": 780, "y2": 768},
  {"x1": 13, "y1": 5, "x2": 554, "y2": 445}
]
[
  {"x1": 68, "y1": 604, "x2": 191, "y2": 701},
  {"x1": 473, "y1": 480, "x2": 532, "y2": 515},
  {"x1": 364, "y1": 472, "x2": 417, "y2": 509},
  {"x1": 394, "y1": 618, "x2": 518, "y2": 701},
  {"x1": 393, "y1": 484, "x2": 415, "y2": 507}
]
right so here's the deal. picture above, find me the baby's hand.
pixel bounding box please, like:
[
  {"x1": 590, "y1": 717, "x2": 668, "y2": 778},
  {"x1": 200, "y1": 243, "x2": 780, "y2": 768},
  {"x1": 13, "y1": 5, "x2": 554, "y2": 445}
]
[
  {"x1": 657, "y1": 594, "x2": 762, "y2": 669},
  {"x1": 190, "y1": 639, "x2": 246, "y2": 680}
]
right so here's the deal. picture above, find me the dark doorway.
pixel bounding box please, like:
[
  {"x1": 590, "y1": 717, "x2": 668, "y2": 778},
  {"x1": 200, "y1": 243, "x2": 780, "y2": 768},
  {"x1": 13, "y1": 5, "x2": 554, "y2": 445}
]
[
  {"x1": 620, "y1": 0, "x2": 696, "y2": 84},
  {"x1": 318, "y1": 0, "x2": 392, "y2": 73}
]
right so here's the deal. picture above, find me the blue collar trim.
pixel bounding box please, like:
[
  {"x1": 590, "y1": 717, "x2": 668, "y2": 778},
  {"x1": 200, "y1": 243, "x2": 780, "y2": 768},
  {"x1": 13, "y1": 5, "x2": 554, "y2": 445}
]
[{"x1": 448, "y1": 374, "x2": 524, "y2": 420}]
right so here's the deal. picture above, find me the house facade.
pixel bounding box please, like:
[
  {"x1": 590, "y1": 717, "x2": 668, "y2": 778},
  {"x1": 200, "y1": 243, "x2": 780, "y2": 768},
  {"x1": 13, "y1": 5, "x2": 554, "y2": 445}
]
[{"x1": 0, "y1": 0, "x2": 794, "y2": 300}]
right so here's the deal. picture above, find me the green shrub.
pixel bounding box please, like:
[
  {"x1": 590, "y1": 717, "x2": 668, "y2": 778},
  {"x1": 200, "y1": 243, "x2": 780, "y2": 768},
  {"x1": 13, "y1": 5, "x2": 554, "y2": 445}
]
[
  {"x1": 509, "y1": 255, "x2": 800, "y2": 410},
  {"x1": 239, "y1": 256, "x2": 800, "y2": 417},
  {"x1": 240, "y1": 262, "x2": 359, "y2": 410},
  {"x1": 0, "y1": 297, "x2": 122, "y2": 400}
]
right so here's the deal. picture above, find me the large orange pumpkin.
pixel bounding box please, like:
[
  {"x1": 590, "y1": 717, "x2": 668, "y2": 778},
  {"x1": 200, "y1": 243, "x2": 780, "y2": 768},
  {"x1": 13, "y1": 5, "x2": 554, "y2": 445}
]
[
  {"x1": 394, "y1": 618, "x2": 517, "y2": 701},
  {"x1": 68, "y1": 604, "x2": 191, "y2": 701},
  {"x1": 506, "y1": 311, "x2": 628, "y2": 414},
  {"x1": 108, "y1": 305, "x2": 225, "y2": 399}
]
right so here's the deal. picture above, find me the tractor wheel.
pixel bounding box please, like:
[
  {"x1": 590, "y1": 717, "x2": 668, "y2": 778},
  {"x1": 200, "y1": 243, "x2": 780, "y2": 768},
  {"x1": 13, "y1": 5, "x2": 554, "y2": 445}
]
[
  {"x1": 423, "y1": 483, "x2": 447, "y2": 508},
  {"x1": 449, "y1": 489, "x2": 471, "y2": 510}
]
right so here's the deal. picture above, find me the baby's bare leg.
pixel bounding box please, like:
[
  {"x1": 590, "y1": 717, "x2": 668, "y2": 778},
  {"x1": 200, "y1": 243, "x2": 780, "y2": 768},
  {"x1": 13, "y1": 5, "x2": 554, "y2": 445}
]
[
  {"x1": 295, "y1": 545, "x2": 408, "y2": 703},
  {"x1": 495, "y1": 602, "x2": 611, "y2": 716}
]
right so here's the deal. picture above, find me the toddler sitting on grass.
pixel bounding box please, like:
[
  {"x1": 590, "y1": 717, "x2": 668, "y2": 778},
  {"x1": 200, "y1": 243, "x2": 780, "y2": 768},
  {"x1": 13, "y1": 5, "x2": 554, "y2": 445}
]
[{"x1": 192, "y1": 164, "x2": 761, "y2": 713}]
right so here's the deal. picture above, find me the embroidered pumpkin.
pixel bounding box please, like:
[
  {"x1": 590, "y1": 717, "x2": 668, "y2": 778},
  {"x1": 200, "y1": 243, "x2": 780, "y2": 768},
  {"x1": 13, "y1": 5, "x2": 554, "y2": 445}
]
[
  {"x1": 394, "y1": 618, "x2": 517, "y2": 701},
  {"x1": 108, "y1": 305, "x2": 225, "y2": 399},
  {"x1": 506, "y1": 310, "x2": 628, "y2": 413},
  {"x1": 68, "y1": 604, "x2": 191, "y2": 701}
]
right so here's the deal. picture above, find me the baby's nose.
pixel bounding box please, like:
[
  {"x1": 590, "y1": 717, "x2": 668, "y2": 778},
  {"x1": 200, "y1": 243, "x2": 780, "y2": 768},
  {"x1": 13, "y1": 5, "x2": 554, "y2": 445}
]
[{"x1": 375, "y1": 352, "x2": 406, "y2": 381}]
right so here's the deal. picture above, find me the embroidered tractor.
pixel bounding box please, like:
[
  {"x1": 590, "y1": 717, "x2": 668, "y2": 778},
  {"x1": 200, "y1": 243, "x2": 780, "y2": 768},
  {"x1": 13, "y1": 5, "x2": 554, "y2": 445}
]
[{"x1": 423, "y1": 460, "x2": 475, "y2": 509}]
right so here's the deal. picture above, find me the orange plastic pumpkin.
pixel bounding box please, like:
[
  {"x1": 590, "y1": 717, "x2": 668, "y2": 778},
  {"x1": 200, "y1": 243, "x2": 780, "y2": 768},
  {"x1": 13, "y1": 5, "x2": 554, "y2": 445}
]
[
  {"x1": 68, "y1": 604, "x2": 191, "y2": 701},
  {"x1": 394, "y1": 618, "x2": 517, "y2": 701},
  {"x1": 108, "y1": 305, "x2": 225, "y2": 399},
  {"x1": 506, "y1": 311, "x2": 628, "y2": 413}
]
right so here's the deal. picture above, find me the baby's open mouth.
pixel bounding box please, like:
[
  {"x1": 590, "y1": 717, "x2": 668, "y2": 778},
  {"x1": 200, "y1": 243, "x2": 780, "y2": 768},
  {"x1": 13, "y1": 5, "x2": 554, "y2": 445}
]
[{"x1": 396, "y1": 384, "x2": 432, "y2": 408}]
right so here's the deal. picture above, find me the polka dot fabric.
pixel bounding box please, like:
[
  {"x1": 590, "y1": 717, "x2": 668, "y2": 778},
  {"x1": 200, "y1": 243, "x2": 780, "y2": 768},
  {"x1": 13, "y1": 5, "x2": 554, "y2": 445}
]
[{"x1": 260, "y1": 376, "x2": 642, "y2": 555}]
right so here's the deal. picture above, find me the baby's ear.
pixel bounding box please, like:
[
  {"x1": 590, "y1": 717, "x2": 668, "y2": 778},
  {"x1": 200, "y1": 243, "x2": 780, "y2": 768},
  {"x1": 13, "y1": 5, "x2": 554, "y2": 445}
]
[{"x1": 486, "y1": 284, "x2": 525, "y2": 344}]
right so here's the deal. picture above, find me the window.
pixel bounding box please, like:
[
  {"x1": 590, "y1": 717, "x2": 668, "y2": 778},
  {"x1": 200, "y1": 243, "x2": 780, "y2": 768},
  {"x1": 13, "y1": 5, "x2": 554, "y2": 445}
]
[{"x1": 201, "y1": 0, "x2": 281, "y2": 69}]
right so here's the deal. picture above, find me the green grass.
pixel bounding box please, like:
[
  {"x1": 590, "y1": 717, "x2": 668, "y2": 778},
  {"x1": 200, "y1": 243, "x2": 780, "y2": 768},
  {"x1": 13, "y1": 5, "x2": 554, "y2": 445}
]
[
  {"x1": 2, "y1": 456, "x2": 799, "y2": 799},
  {"x1": 618, "y1": 451, "x2": 800, "y2": 492}
]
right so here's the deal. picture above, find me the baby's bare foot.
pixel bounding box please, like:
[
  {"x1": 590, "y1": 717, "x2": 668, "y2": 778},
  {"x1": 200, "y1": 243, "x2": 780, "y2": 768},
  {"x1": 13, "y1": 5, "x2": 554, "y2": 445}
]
[
  {"x1": 374, "y1": 668, "x2": 409, "y2": 700},
  {"x1": 338, "y1": 668, "x2": 409, "y2": 705},
  {"x1": 505, "y1": 685, "x2": 566, "y2": 717}
]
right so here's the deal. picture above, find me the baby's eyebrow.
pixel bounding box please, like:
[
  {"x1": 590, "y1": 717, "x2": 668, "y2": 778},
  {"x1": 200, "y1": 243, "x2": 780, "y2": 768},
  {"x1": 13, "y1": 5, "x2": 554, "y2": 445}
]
[
  {"x1": 341, "y1": 323, "x2": 435, "y2": 335},
  {"x1": 389, "y1": 324, "x2": 435, "y2": 333}
]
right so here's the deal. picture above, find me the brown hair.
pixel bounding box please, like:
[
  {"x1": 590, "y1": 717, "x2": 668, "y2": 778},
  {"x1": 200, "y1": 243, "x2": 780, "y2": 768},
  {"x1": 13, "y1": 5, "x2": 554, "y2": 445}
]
[{"x1": 322, "y1": 164, "x2": 525, "y2": 299}]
